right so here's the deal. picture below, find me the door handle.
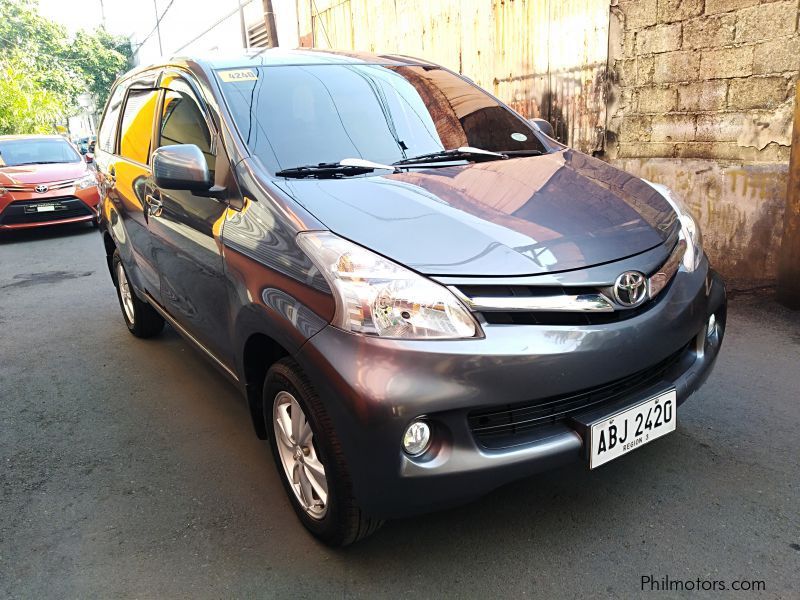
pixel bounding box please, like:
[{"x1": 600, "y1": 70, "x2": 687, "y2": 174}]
[{"x1": 145, "y1": 193, "x2": 163, "y2": 217}]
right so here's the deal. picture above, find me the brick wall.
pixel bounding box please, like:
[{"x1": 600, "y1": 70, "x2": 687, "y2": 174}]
[{"x1": 607, "y1": 0, "x2": 800, "y2": 287}]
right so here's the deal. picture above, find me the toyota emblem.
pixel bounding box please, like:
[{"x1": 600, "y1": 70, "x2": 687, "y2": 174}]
[
  {"x1": 35, "y1": 184, "x2": 48, "y2": 193},
  {"x1": 613, "y1": 271, "x2": 648, "y2": 307}
]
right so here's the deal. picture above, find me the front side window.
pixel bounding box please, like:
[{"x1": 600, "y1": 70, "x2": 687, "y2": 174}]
[
  {"x1": 119, "y1": 89, "x2": 159, "y2": 164},
  {"x1": 0, "y1": 138, "x2": 81, "y2": 167},
  {"x1": 98, "y1": 84, "x2": 127, "y2": 154},
  {"x1": 157, "y1": 87, "x2": 214, "y2": 173},
  {"x1": 218, "y1": 64, "x2": 546, "y2": 174}
]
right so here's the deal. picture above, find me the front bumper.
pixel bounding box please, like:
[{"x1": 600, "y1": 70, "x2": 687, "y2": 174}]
[
  {"x1": 296, "y1": 260, "x2": 727, "y2": 518},
  {"x1": 0, "y1": 186, "x2": 100, "y2": 230}
]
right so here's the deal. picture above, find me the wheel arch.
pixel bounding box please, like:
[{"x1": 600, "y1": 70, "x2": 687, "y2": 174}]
[
  {"x1": 242, "y1": 332, "x2": 290, "y2": 439},
  {"x1": 103, "y1": 230, "x2": 116, "y2": 279}
]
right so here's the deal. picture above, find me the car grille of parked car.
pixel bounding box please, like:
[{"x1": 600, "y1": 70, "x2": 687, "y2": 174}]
[
  {"x1": 467, "y1": 341, "x2": 691, "y2": 449},
  {"x1": 0, "y1": 196, "x2": 92, "y2": 225},
  {"x1": 1, "y1": 179, "x2": 76, "y2": 192}
]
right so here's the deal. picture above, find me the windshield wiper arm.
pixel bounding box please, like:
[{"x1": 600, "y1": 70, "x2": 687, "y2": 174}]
[
  {"x1": 275, "y1": 158, "x2": 399, "y2": 179},
  {"x1": 392, "y1": 146, "x2": 507, "y2": 166},
  {"x1": 498, "y1": 149, "x2": 546, "y2": 156}
]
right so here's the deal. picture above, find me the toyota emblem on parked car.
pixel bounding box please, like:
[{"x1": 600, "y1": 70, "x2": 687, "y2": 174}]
[
  {"x1": 613, "y1": 271, "x2": 648, "y2": 307},
  {"x1": 35, "y1": 184, "x2": 48, "y2": 193}
]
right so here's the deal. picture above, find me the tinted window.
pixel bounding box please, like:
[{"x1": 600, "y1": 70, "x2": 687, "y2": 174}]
[
  {"x1": 218, "y1": 64, "x2": 546, "y2": 173},
  {"x1": 98, "y1": 84, "x2": 126, "y2": 153},
  {"x1": 119, "y1": 89, "x2": 159, "y2": 164},
  {"x1": 0, "y1": 138, "x2": 81, "y2": 167},
  {"x1": 158, "y1": 89, "x2": 214, "y2": 172}
]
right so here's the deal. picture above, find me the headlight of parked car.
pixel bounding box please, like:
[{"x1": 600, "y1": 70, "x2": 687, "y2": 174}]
[
  {"x1": 645, "y1": 181, "x2": 704, "y2": 272},
  {"x1": 76, "y1": 174, "x2": 97, "y2": 190},
  {"x1": 297, "y1": 231, "x2": 480, "y2": 339}
]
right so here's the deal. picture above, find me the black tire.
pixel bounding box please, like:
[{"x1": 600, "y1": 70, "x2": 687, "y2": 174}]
[
  {"x1": 111, "y1": 250, "x2": 164, "y2": 338},
  {"x1": 264, "y1": 357, "x2": 383, "y2": 546}
]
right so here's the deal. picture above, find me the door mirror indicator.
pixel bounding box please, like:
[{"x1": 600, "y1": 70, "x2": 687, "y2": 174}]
[{"x1": 152, "y1": 144, "x2": 213, "y2": 192}]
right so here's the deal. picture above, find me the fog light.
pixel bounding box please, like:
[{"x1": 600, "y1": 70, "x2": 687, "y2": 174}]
[
  {"x1": 707, "y1": 313, "x2": 717, "y2": 338},
  {"x1": 402, "y1": 420, "x2": 431, "y2": 456}
]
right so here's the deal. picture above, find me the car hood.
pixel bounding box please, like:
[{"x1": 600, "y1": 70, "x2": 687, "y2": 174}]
[
  {"x1": 0, "y1": 162, "x2": 88, "y2": 185},
  {"x1": 275, "y1": 149, "x2": 678, "y2": 277}
]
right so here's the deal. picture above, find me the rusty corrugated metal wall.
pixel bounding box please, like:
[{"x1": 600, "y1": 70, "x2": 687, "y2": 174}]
[{"x1": 296, "y1": 0, "x2": 610, "y2": 154}]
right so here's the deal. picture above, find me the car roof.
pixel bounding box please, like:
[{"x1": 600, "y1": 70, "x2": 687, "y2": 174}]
[
  {"x1": 0, "y1": 134, "x2": 68, "y2": 142},
  {"x1": 197, "y1": 48, "x2": 436, "y2": 69},
  {"x1": 120, "y1": 48, "x2": 437, "y2": 82}
]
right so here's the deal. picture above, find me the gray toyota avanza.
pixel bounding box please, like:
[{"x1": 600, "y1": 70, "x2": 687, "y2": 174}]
[{"x1": 95, "y1": 49, "x2": 726, "y2": 545}]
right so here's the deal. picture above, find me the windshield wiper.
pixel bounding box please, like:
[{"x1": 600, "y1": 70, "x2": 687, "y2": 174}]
[
  {"x1": 392, "y1": 146, "x2": 507, "y2": 166},
  {"x1": 500, "y1": 149, "x2": 547, "y2": 156},
  {"x1": 275, "y1": 158, "x2": 399, "y2": 179}
]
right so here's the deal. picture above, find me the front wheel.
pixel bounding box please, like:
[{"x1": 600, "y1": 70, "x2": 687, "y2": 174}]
[
  {"x1": 264, "y1": 357, "x2": 382, "y2": 546},
  {"x1": 112, "y1": 250, "x2": 164, "y2": 338}
]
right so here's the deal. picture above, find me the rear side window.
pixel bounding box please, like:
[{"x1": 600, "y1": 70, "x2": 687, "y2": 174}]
[
  {"x1": 158, "y1": 89, "x2": 214, "y2": 172},
  {"x1": 119, "y1": 89, "x2": 159, "y2": 164},
  {"x1": 98, "y1": 85, "x2": 126, "y2": 153}
]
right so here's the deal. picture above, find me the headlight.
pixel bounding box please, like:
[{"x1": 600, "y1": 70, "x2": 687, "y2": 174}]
[
  {"x1": 0, "y1": 186, "x2": 7, "y2": 196},
  {"x1": 76, "y1": 174, "x2": 97, "y2": 190},
  {"x1": 645, "y1": 181, "x2": 703, "y2": 272},
  {"x1": 296, "y1": 231, "x2": 479, "y2": 339}
]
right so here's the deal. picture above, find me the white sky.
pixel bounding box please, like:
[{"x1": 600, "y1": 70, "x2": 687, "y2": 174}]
[
  {"x1": 37, "y1": 0, "x2": 148, "y2": 37},
  {"x1": 37, "y1": 0, "x2": 299, "y2": 64}
]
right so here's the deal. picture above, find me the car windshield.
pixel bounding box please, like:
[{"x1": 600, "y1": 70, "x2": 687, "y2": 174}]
[
  {"x1": 0, "y1": 138, "x2": 81, "y2": 167},
  {"x1": 217, "y1": 64, "x2": 547, "y2": 175}
]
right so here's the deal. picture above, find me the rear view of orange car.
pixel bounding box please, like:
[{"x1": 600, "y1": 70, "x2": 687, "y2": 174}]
[{"x1": 0, "y1": 135, "x2": 100, "y2": 230}]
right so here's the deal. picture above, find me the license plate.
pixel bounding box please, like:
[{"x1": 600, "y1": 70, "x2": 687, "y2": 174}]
[
  {"x1": 589, "y1": 389, "x2": 676, "y2": 468},
  {"x1": 36, "y1": 204, "x2": 55, "y2": 212}
]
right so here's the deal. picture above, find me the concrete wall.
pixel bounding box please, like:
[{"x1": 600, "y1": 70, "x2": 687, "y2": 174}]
[{"x1": 606, "y1": 0, "x2": 799, "y2": 287}]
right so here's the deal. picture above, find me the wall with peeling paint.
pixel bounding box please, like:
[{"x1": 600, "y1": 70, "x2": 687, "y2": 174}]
[{"x1": 607, "y1": 0, "x2": 799, "y2": 287}]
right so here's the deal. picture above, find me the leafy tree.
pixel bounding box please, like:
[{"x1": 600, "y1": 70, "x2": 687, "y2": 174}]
[
  {"x1": 0, "y1": 52, "x2": 66, "y2": 134},
  {"x1": 62, "y1": 28, "x2": 132, "y2": 111},
  {"x1": 0, "y1": 0, "x2": 133, "y2": 134}
]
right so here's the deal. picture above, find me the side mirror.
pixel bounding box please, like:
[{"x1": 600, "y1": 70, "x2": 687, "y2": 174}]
[
  {"x1": 84, "y1": 153, "x2": 94, "y2": 164},
  {"x1": 152, "y1": 144, "x2": 212, "y2": 192},
  {"x1": 529, "y1": 118, "x2": 555, "y2": 139}
]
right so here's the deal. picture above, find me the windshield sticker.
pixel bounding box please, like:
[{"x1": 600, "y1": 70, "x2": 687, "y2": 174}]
[
  {"x1": 511, "y1": 132, "x2": 528, "y2": 142},
  {"x1": 218, "y1": 69, "x2": 258, "y2": 83}
]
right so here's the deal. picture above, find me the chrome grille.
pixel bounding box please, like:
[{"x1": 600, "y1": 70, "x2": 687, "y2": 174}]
[{"x1": 452, "y1": 241, "x2": 685, "y2": 325}]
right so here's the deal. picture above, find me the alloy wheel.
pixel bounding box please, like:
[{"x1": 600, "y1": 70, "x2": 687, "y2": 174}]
[
  {"x1": 272, "y1": 391, "x2": 329, "y2": 519},
  {"x1": 116, "y1": 262, "x2": 135, "y2": 324}
]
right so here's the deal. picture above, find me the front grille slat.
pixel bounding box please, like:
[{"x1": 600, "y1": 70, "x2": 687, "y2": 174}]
[{"x1": 468, "y1": 342, "x2": 690, "y2": 446}]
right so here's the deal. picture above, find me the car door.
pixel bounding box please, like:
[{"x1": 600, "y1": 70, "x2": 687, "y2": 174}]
[
  {"x1": 147, "y1": 74, "x2": 233, "y2": 366},
  {"x1": 107, "y1": 83, "x2": 163, "y2": 300}
]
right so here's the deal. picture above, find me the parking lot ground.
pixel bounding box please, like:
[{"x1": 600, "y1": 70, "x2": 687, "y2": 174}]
[{"x1": 1, "y1": 224, "x2": 798, "y2": 598}]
